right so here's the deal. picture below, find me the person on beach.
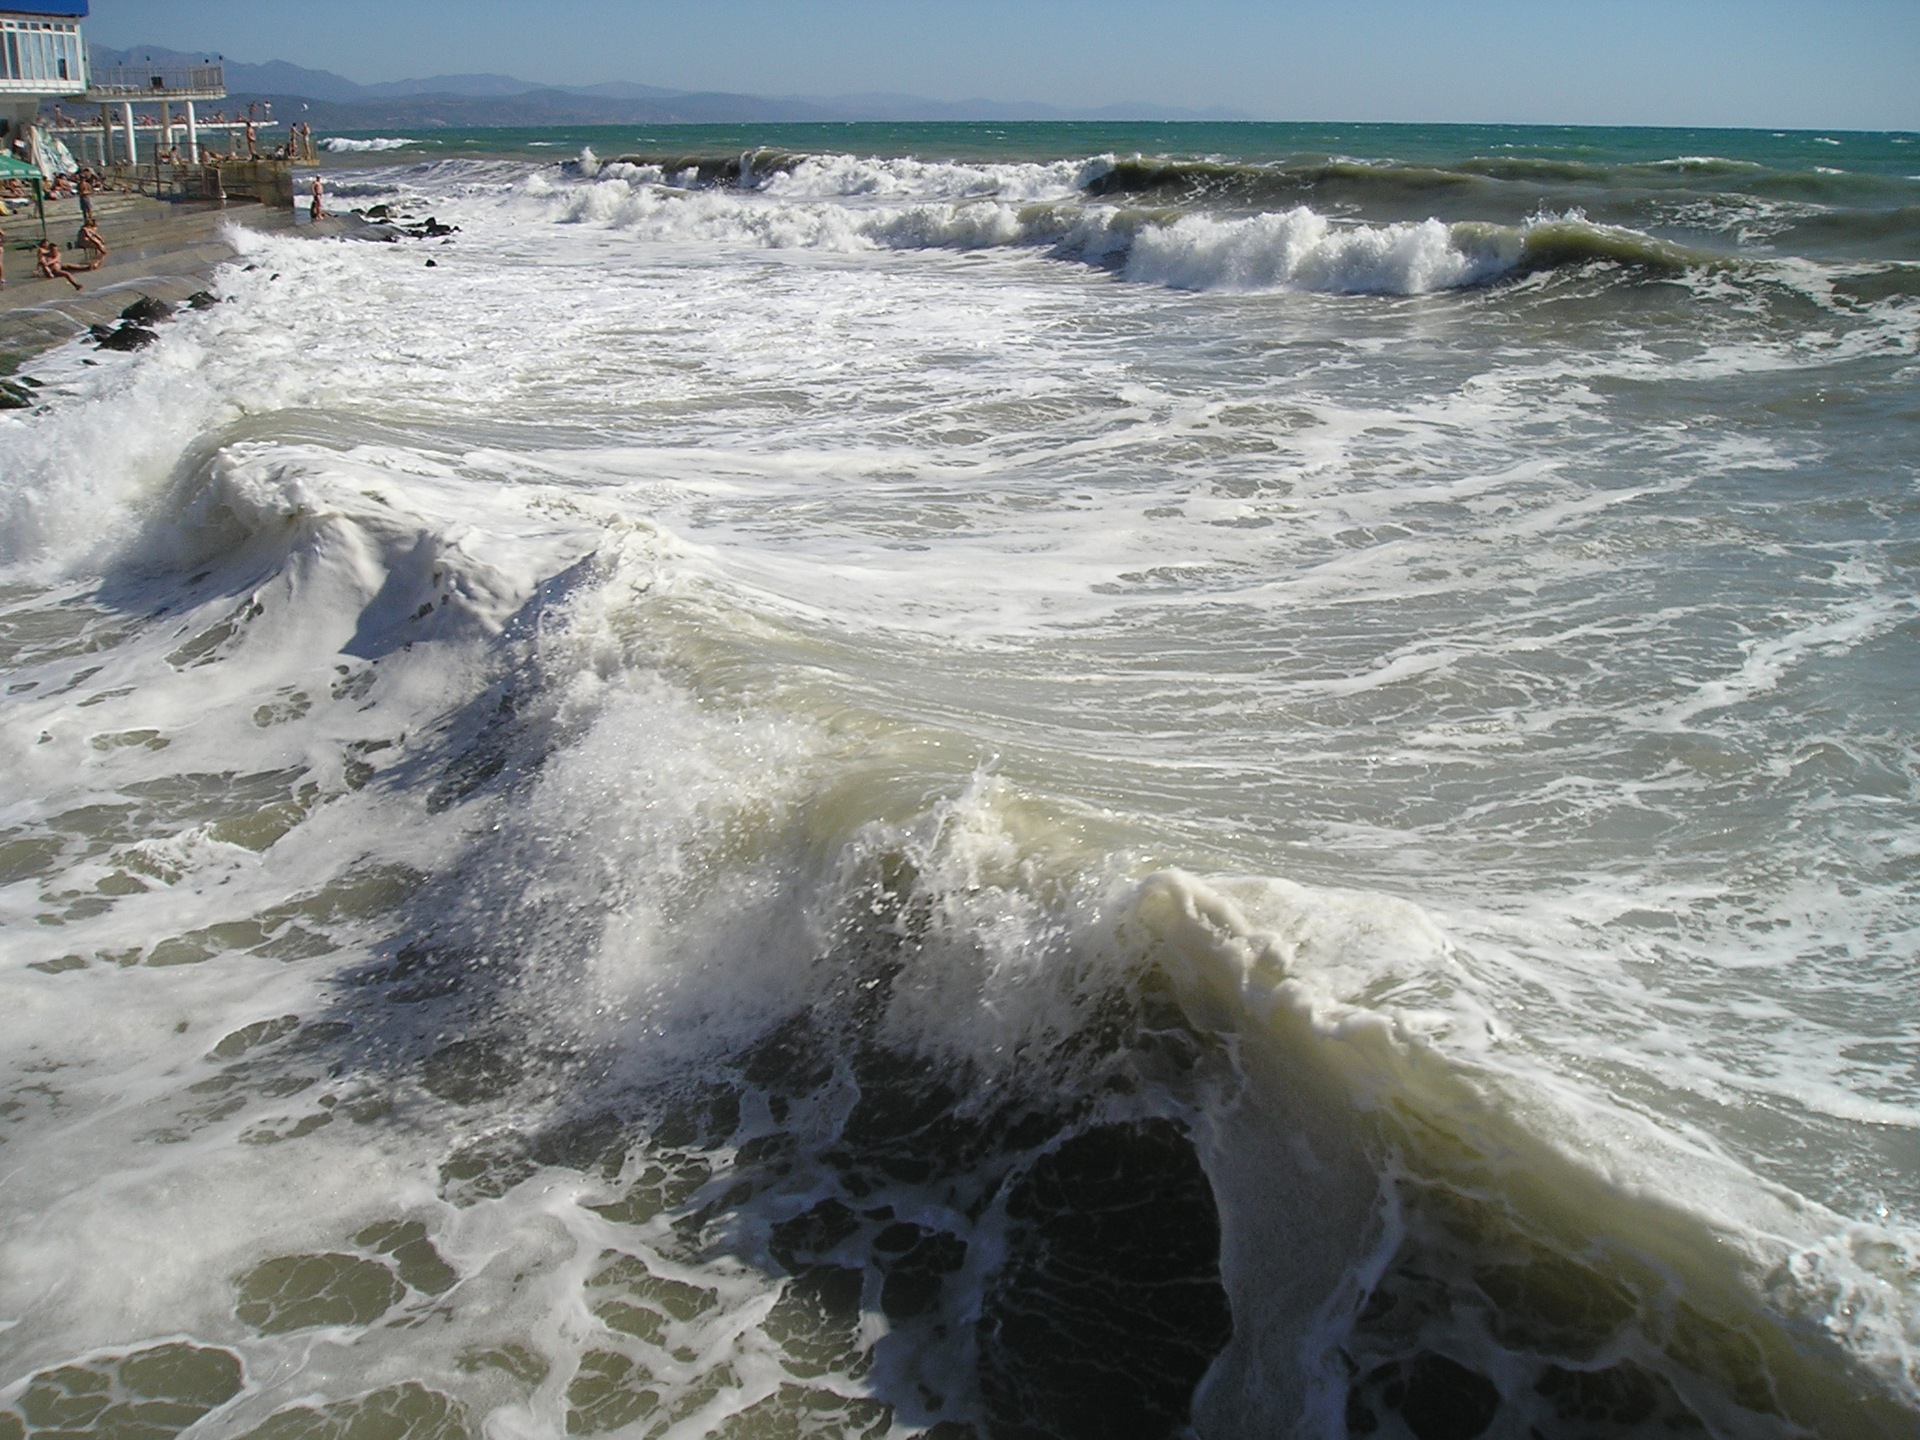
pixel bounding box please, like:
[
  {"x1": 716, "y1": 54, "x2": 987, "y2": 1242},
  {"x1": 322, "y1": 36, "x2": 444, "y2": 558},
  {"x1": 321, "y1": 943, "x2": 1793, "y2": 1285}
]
[
  {"x1": 37, "y1": 240, "x2": 82, "y2": 291},
  {"x1": 309, "y1": 174, "x2": 326, "y2": 222},
  {"x1": 77, "y1": 220, "x2": 107, "y2": 271}
]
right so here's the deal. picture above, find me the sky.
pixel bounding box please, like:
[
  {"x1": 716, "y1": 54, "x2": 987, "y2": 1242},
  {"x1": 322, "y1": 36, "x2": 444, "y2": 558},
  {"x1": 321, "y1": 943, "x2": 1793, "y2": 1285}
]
[{"x1": 82, "y1": 0, "x2": 1920, "y2": 131}]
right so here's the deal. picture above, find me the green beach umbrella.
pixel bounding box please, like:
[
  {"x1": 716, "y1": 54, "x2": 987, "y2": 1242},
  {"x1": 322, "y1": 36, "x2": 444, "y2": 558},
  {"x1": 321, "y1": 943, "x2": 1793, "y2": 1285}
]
[{"x1": 0, "y1": 151, "x2": 48, "y2": 243}]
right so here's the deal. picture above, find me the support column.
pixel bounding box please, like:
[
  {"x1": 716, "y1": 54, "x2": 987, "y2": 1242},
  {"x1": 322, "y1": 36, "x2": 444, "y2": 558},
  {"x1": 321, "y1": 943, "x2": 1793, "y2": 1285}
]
[
  {"x1": 159, "y1": 100, "x2": 171, "y2": 157},
  {"x1": 121, "y1": 101, "x2": 137, "y2": 166},
  {"x1": 185, "y1": 99, "x2": 198, "y2": 161}
]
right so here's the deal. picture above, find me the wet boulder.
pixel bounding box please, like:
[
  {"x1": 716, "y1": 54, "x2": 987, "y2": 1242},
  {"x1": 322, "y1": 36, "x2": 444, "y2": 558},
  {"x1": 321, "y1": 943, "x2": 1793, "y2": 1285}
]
[
  {"x1": 120, "y1": 295, "x2": 175, "y2": 325},
  {"x1": 96, "y1": 324, "x2": 160, "y2": 352}
]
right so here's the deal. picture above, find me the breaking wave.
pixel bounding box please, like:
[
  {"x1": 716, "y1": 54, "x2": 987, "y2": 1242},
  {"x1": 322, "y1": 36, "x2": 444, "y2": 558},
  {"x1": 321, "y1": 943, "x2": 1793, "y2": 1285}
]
[
  {"x1": 531, "y1": 157, "x2": 1713, "y2": 295},
  {"x1": 321, "y1": 136, "x2": 417, "y2": 153}
]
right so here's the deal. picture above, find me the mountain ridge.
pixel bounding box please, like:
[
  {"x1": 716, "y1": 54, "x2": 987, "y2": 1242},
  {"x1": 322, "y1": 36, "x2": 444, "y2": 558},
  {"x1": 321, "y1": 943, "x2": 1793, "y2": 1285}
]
[{"x1": 87, "y1": 45, "x2": 1250, "y2": 125}]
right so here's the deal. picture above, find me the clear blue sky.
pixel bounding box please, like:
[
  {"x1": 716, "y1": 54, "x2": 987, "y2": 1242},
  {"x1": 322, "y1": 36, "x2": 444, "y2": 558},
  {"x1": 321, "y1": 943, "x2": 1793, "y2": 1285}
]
[{"x1": 84, "y1": 0, "x2": 1920, "y2": 130}]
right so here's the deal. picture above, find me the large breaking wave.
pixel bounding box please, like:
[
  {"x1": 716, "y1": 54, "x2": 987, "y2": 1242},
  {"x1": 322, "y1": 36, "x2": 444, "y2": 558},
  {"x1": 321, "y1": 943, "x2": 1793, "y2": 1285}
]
[{"x1": 529, "y1": 150, "x2": 1714, "y2": 295}]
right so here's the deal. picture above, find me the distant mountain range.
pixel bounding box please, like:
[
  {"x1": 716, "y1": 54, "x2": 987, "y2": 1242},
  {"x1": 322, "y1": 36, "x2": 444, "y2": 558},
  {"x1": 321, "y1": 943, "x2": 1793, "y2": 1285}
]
[{"x1": 88, "y1": 46, "x2": 1249, "y2": 127}]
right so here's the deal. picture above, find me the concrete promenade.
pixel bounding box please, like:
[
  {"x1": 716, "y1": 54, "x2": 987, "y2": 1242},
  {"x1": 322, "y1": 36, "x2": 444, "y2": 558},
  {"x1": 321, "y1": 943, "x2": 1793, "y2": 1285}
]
[{"x1": 1, "y1": 190, "x2": 352, "y2": 375}]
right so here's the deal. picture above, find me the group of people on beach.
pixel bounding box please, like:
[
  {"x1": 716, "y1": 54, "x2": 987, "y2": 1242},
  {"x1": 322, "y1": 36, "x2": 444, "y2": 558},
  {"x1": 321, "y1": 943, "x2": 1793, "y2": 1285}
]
[
  {"x1": 0, "y1": 175, "x2": 107, "y2": 291},
  {"x1": 99, "y1": 110, "x2": 316, "y2": 167}
]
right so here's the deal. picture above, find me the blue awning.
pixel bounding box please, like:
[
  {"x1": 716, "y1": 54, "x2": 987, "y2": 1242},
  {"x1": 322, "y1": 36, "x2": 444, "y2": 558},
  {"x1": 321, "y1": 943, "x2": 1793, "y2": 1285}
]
[{"x1": 0, "y1": 2, "x2": 88, "y2": 16}]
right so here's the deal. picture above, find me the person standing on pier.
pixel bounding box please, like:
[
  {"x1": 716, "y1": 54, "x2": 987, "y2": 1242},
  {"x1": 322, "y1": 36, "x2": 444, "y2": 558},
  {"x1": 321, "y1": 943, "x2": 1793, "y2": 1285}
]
[{"x1": 309, "y1": 173, "x2": 326, "y2": 222}]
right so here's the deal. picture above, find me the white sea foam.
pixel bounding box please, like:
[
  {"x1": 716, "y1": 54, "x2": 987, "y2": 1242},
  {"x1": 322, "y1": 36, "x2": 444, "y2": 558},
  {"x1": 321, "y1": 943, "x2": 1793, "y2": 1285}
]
[
  {"x1": 320, "y1": 136, "x2": 416, "y2": 153},
  {"x1": 524, "y1": 165, "x2": 1553, "y2": 295},
  {"x1": 1120, "y1": 207, "x2": 1513, "y2": 293},
  {"x1": 758, "y1": 152, "x2": 1091, "y2": 203},
  {"x1": 2, "y1": 145, "x2": 1917, "y2": 1433}
]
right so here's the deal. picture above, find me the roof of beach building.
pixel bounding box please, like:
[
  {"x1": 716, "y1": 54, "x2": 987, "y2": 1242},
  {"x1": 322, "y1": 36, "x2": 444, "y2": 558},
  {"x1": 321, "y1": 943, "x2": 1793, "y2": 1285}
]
[{"x1": 0, "y1": 3, "x2": 88, "y2": 16}]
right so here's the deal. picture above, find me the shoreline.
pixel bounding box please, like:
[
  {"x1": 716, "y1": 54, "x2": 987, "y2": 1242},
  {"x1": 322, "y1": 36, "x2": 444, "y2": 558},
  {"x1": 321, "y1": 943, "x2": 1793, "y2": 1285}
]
[{"x1": 0, "y1": 192, "x2": 352, "y2": 378}]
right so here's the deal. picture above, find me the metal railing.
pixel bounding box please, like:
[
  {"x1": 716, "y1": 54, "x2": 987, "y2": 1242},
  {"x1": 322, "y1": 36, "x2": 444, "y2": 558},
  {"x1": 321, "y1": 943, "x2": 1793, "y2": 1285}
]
[
  {"x1": 102, "y1": 158, "x2": 294, "y2": 209},
  {"x1": 88, "y1": 64, "x2": 225, "y2": 98}
]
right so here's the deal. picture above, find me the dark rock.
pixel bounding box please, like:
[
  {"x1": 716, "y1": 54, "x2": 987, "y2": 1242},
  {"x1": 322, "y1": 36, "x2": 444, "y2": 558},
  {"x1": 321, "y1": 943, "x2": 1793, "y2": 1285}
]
[
  {"x1": 187, "y1": 290, "x2": 220, "y2": 310},
  {"x1": 0, "y1": 381, "x2": 32, "y2": 411},
  {"x1": 425, "y1": 259, "x2": 438, "y2": 268},
  {"x1": 120, "y1": 295, "x2": 175, "y2": 325},
  {"x1": 96, "y1": 325, "x2": 159, "y2": 352},
  {"x1": 88, "y1": 323, "x2": 117, "y2": 341}
]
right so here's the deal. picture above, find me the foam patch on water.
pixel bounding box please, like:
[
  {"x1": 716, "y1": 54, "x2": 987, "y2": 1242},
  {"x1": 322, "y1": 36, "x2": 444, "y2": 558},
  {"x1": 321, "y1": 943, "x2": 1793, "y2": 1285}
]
[{"x1": 321, "y1": 137, "x2": 416, "y2": 153}]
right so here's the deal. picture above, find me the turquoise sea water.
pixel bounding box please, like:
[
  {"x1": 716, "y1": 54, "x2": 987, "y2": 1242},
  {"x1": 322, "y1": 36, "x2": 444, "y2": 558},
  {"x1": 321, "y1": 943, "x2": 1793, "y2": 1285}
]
[{"x1": 2, "y1": 121, "x2": 1917, "y2": 1438}]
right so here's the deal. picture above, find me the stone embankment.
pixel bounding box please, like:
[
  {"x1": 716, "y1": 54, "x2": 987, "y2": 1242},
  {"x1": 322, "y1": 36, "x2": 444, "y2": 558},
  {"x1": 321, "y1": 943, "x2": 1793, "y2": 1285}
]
[{"x1": 1, "y1": 190, "x2": 353, "y2": 375}]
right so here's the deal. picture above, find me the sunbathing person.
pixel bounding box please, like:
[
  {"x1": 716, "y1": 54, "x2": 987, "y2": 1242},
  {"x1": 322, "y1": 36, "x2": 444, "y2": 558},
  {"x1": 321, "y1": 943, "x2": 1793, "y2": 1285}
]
[
  {"x1": 77, "y1": 220, "x2": 107, "y2": 270},
  {"x1": 37, "y1": 240, "x2": 82, "y2": 291}
]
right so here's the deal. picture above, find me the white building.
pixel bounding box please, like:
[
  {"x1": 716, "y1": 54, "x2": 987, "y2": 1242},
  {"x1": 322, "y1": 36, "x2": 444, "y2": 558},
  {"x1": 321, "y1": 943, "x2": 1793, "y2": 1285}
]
[{"x1": 0, "y1": 0, "x2": 88, "y2": 149}]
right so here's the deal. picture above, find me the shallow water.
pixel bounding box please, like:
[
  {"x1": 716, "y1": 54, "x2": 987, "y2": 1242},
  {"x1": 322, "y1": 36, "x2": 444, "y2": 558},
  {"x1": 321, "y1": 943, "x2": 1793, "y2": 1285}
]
[{"x1": 3, "y1": 121, "x2": 1918, "y2": 1439}]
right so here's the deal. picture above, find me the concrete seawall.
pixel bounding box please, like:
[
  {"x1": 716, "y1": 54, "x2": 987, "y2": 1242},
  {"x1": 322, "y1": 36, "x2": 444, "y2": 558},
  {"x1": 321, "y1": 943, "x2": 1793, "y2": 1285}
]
[{"x1": 1, "y1": 190, "x2": 350, "y2": 375}]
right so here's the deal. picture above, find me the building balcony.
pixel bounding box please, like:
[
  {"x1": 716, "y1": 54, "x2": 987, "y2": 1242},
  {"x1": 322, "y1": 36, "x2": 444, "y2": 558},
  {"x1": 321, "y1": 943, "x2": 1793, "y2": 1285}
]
[
  {"x1": 86, "y1": 63, "x2": 225, "y2": 102},
  {"x1": 0, "y1": 74, "x2": 83, "y2": 95}
]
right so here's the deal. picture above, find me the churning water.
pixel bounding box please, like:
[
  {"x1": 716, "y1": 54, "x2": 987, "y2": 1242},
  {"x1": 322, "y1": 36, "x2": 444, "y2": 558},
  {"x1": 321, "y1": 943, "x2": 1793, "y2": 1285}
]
[{"x1": 2, "y1": 121, "x2": 1918, "y2": 1439}]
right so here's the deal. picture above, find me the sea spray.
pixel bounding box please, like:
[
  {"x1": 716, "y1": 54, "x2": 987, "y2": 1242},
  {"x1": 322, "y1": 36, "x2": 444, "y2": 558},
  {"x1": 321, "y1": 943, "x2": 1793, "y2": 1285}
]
[{"x1": 3, "y1": 121, "x2": 1918, "y2": 1437}]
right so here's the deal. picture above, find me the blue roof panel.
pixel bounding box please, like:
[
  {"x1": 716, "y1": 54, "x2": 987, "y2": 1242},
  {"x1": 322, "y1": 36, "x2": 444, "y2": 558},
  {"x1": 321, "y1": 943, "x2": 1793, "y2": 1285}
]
[{"x1": 1, "y1": 2, "x2": 88, "y2": 16}]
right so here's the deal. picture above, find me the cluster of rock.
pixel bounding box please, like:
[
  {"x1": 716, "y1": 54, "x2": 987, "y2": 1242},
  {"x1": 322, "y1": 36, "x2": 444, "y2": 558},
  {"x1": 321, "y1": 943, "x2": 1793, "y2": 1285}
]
[
  {"x1": 88, "y1": 292, "x2": 220, "y2": 353},
  {"x1": 0, "y1": 373, "x2": 43, "y2": 410},
  {"x1": 350, "y1": 204, "x2": 461, "y2": 244}
]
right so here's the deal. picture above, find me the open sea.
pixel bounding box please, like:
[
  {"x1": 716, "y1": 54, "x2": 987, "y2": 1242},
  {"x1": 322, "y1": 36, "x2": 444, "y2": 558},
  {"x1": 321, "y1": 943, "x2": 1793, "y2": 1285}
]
[{"x1": 2, "y1": 120, "x2": 1918, "y2": 1439}]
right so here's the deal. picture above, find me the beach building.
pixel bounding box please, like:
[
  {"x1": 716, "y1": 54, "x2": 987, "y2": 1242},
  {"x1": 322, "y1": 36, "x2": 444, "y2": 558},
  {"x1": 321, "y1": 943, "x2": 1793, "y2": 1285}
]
[
  {"x1": 0, "y1": 0, "x2": 88, "y2": 158},
  {"x1": 0, "y1": 0, "x2": 295, "y2": 209}
]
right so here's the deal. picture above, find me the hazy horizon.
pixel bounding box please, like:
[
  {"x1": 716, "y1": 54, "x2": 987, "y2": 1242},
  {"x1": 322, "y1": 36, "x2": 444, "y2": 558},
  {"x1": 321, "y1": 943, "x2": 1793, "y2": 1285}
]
[{"x1": 82, "y1": 0, "x2": 1920, "y2": 132}]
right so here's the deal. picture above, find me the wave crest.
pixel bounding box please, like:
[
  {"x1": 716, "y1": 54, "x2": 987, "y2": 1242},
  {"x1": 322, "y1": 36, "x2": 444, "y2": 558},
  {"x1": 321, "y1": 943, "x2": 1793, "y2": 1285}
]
[
  {"x1": 534, "y1": 162, "x2": 1715, "y2": 295},
  {"x1": 319, "y1": 136, "x2": 415, "y2": 154}
]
